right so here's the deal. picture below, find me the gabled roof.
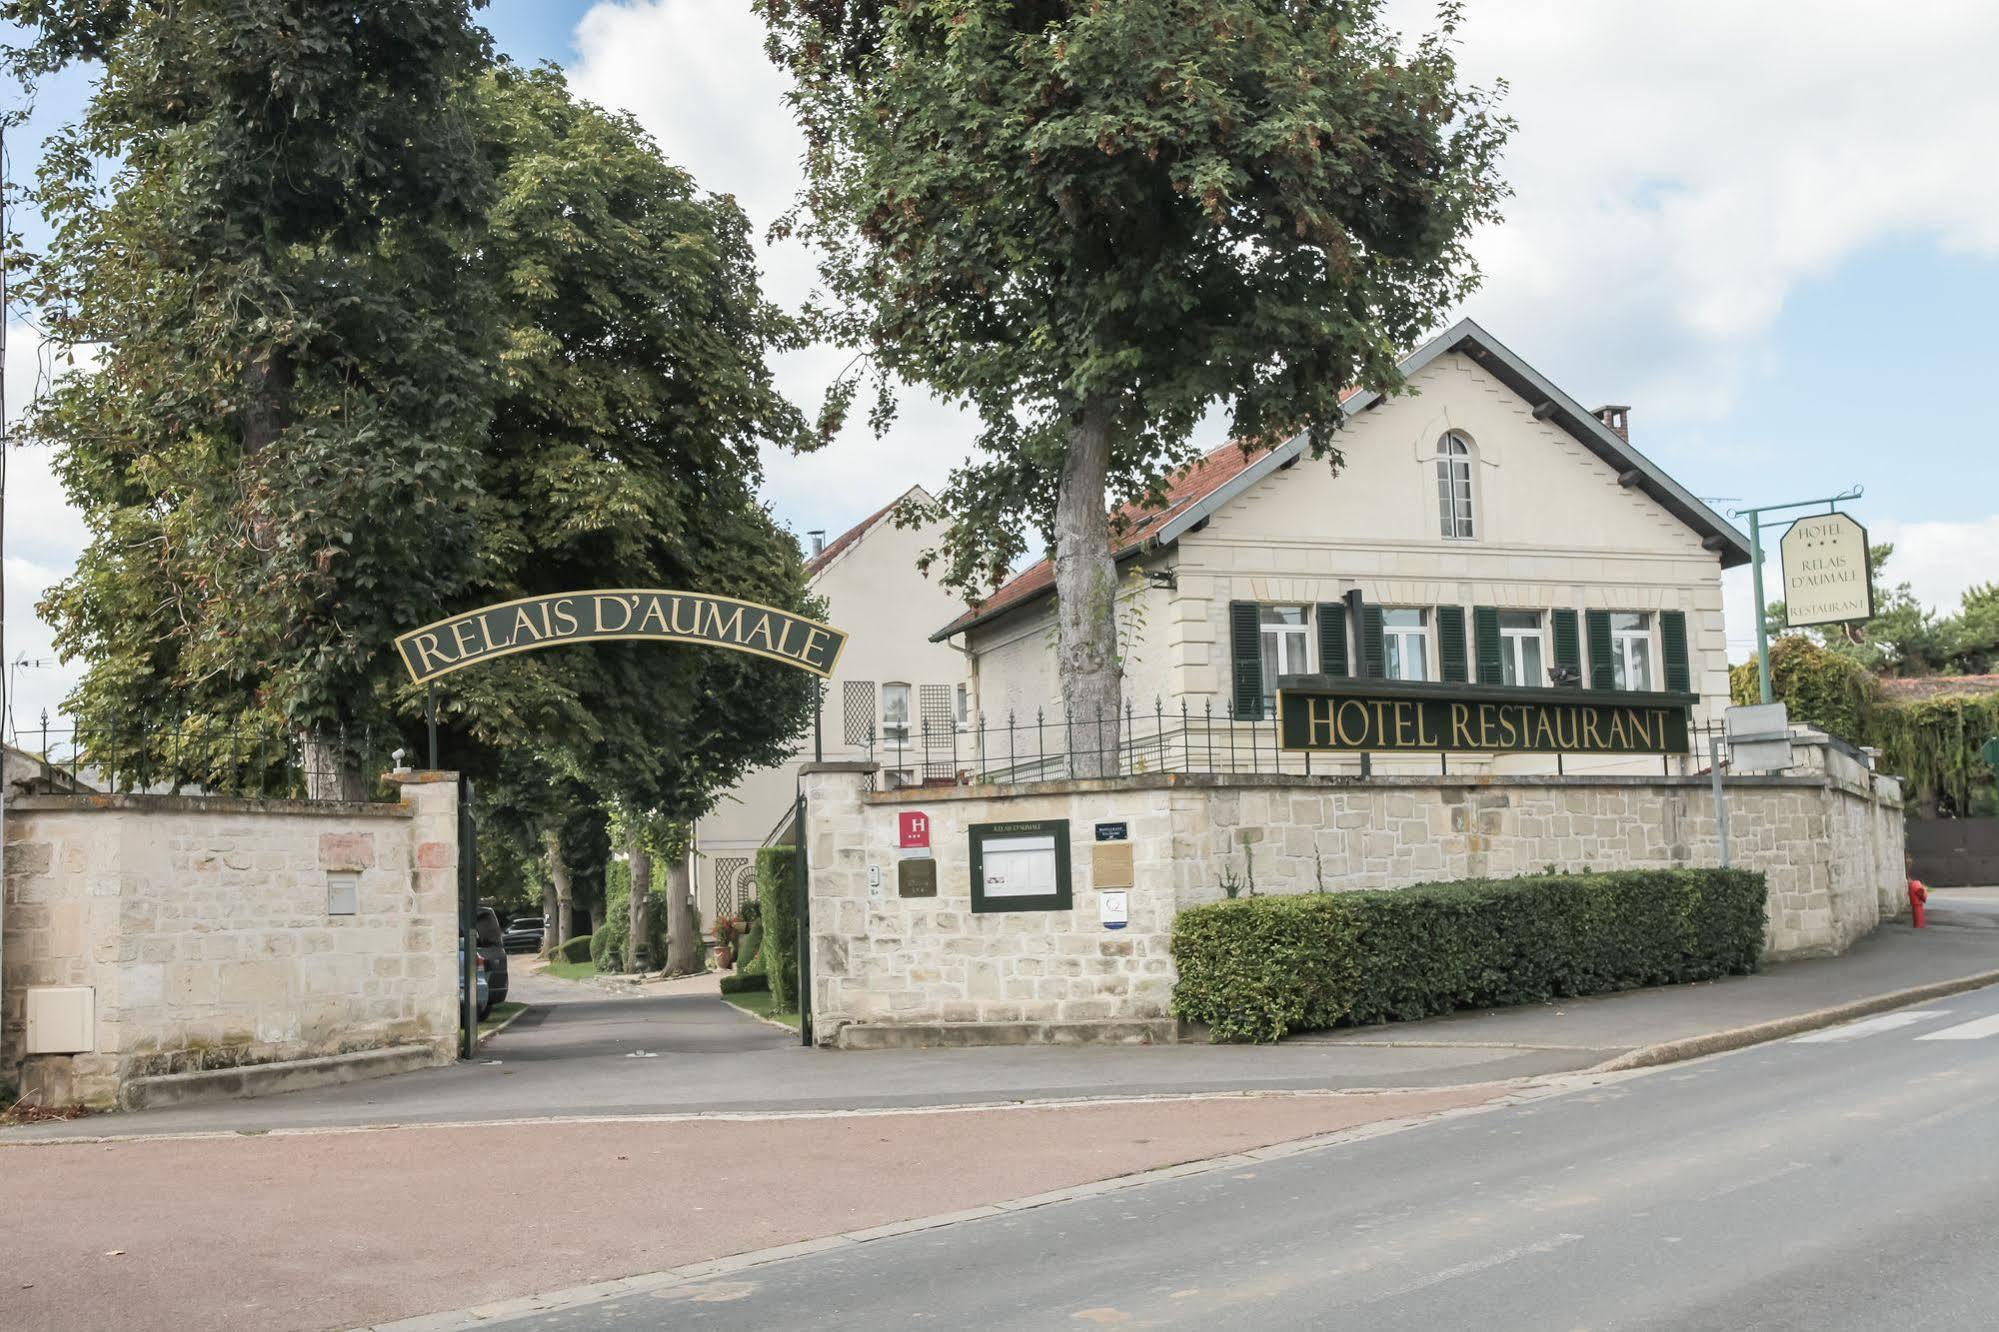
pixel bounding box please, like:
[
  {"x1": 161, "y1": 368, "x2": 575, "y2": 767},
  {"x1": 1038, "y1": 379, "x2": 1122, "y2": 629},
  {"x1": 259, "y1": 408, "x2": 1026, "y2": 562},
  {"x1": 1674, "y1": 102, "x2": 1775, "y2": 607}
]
[
  {"x1": 933, "y1": 318, "x2": 1752, "y2": 642},
  {"x1": 805, "y1": 484, "x2": 932, "y2": 578}
]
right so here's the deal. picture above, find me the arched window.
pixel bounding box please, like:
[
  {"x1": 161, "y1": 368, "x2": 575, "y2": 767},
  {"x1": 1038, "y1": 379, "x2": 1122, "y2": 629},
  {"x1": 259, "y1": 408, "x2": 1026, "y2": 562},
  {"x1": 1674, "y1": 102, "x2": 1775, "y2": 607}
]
[{"x1": 1436, "y1": 432, "x2": 1475, "y2": 539}]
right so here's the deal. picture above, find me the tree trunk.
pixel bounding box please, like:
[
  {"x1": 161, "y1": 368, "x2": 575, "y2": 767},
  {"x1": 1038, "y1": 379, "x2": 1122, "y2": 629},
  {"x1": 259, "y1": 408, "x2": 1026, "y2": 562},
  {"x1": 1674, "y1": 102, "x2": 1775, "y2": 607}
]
[
  {"x1": 540, "y1": 868, "x2": 557, "y2": 953},
  {"x1": 628, "y1": 834, "x2": 653, "y2": 974},
  {"x1": 664, "y1": 854, "x2": 701, "y2": 976},
  {"x1": 1055, "y1": 394, "x2": 1122, "y2": 777},
  {"x1": 545, "y1": 828, "x2": 573, "y2": 948}
]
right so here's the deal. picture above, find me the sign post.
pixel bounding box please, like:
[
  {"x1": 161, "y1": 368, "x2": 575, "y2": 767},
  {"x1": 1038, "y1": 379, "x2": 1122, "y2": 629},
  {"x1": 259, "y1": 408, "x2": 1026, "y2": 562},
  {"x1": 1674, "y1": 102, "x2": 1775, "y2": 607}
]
[{"x1": 1732, "y1": 487, "x2": 1865, "y2": 705}]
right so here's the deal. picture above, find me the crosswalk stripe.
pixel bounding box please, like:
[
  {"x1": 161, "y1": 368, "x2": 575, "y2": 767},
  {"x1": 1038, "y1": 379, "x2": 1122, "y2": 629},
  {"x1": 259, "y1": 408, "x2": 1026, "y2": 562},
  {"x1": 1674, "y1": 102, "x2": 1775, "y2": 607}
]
[
  {"x1": 1915, "y1": 1013, "x2": 1999, "y2": 1042},
  {"x1": 1792, "y1": 1010, "x2": 1951, "y2": 1043}
]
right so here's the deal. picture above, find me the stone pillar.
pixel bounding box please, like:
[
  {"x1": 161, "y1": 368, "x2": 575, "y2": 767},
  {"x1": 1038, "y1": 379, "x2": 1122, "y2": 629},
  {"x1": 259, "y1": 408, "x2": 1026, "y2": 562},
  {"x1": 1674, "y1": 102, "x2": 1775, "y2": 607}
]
[
  {"x1": 798, "y1": 762, "x2": 877, "y2": 1046},
  {"x1": 387, "y1": 771, "x2": 461, "y2": 1054}
]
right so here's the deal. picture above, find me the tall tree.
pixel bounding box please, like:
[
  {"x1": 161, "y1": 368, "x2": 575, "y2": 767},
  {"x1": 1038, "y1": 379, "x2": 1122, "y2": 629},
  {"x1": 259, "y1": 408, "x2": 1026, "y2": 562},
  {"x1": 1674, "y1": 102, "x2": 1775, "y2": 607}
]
[
  {"x1": 762, "y1": 0, "x2": 1509, "y2": 770},
  {"x1": 9, "y1": 0, "x2": 495, "y2": 793}
]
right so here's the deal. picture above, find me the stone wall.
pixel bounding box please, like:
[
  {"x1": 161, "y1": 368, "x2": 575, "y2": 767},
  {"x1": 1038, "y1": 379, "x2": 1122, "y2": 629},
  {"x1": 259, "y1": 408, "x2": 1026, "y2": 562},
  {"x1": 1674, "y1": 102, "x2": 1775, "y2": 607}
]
[
  {"x1": 800, "y1": 739, "x2": 1905, "y2": 1046},
  {"x1": 2, "y1": 773, "x2": 461, "y2": 1106}
]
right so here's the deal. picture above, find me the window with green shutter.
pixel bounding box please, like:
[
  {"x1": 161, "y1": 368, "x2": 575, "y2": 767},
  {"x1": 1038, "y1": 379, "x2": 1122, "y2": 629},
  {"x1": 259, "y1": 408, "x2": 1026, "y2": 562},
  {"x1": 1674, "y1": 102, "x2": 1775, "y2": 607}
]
[
  {"x1": 1473, "y1": 606, "x2": 1504, "y2": 685},
  {"x1": 1661, "y1": 610, "x2": 1691, "y2": 693},
  {"x1": 1362, "y1": 605, "x2": 1387, "y2": 679},
  {"x1": 1316, "y1": 603, "x2": 1348, "y2": 678},
  {"x1": 1585, "y1": 610, "x2": 1616, "y2": 690},
  {"x1": 1437, "y1": 606, "x2": 1469, "y2": 683},
  {"x1": 1230, "y1": 601, "x2": 1264, "y2": 720},
  {"x1": 1552, "y1": 609, "x2": 1582, "y2": 686}
]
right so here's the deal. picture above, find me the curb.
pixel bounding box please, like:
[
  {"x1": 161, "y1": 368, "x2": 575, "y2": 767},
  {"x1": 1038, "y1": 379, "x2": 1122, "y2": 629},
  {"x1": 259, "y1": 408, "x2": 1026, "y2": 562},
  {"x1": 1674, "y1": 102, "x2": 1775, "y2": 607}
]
[
  {"x1": 1588, "y1": 968, "x2": 1999, "y2": 1072},
  {"x1": 120, "y1": 1044, "x2": 449, "y2": 1112},
  {"x1": 476, "y1": 1005, "x2": 530, "y2": 1045}
]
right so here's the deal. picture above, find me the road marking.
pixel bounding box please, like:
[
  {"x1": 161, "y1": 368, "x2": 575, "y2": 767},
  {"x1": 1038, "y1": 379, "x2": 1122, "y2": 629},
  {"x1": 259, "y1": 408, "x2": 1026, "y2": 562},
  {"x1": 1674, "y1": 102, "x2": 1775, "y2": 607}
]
[
  {"x1": 1357, "y1": 1233, "x2": 1584, "y2": 1304},
  {"x1": 1915, "y1": 1013, "x2": 1999, "y2": 1041},
  {"x1": 1791, "y1": 1010, "x2": 1950, "y2": 1043}
]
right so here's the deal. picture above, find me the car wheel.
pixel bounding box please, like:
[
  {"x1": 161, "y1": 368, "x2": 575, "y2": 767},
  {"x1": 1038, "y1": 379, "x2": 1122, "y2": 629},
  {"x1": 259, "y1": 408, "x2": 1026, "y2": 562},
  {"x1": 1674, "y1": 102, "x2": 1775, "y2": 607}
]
[{"x1": 478, "y1": 998, "x2": 492, "y2": 1021}]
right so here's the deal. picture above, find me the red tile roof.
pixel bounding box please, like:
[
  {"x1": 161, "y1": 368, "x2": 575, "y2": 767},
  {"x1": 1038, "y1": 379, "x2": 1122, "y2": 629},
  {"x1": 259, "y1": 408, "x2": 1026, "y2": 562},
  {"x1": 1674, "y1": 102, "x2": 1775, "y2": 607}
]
[
  {"x1": 1879, "y1": 674, "x2": 1999, "y2": 701},
  {"x1": 804, "y1": 490, "x2": 913, "y2": 577},
  {"x1": 936, "y1": 436, "x2": 1283, "y2": 637}
]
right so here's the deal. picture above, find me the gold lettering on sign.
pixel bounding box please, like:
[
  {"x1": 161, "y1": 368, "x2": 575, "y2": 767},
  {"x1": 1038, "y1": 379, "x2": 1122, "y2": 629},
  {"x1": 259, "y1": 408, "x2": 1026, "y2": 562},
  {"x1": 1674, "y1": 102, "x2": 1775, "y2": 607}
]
[
  {"x1": 551, "y1": 598, "x2": 579, "y2": 634},
  {"x1": 744, "y1": 610, "x2": 778, "y2": 652},
  {"x1": 1449, "y1": 703, "x2": 1475, "y2": 748},
  {"x1": 1608, "y1": 710, "x2": 1630, "y2": 749},
  {"x1": 511, "y1": 605, "x2": 545, "y2": 644},
  {"x1": 1393, "y1": 701, "x2": 1418, "y2": 748},
  {"x1": 1499, "y1": 706, "x2": 1520, "y2": 748},
  {"x1": 1310, "y1": 698, "x2": 1336, "y2": 747},
  {"x1": 669, "y1": 595, "x2": 699, "y2": 635},
  {"x1": 637, "y1": 595, "x2": 670, "y2": 634},
  {"x1": 451, "y1": 620, "x2": 482, "y2": 661},
  {"x1": 1554, "y1": 709, "x2": 1580, "y2": 751},
  {"x1": 475, "y1": 614, "x2": 510, "y2": 653},
  {"x1": 1532, "y1": 708, "x2": 1558, "y2": 750},
  {"x1": 1652, "y1": 710, "x2": 1671, "y2": 748},
  {"x1": 1417, "y1": 705, "x2": 1440, "y2": 748},
  {"x1": 1628, "y1": 710, "x2": 1653, "y2": 750},
  {"x1": 596, "y1": 594, "x2": 634, "y2": 633},
  {"x1": 413, "y1": 632, "x2": 455, "y2": 675},
  {"x1": 801, "y1": 626, "x2": 832, "y2": 668},
  {"x1": 701, "y1": 601, "x2": 746, "y2": 643},
  {"x1": 1477, "y1": 703, "x2": 1500, "y2": 749},
  {"x1": 1582, "y1": 707, "x2": 1606, "y2": 751},
  {"x1": 1337, "y1": 700, "x2": 1370, "y2": 747},
  {"x1": 775, "y1": 617, "x2": 806, "y2": 661}
]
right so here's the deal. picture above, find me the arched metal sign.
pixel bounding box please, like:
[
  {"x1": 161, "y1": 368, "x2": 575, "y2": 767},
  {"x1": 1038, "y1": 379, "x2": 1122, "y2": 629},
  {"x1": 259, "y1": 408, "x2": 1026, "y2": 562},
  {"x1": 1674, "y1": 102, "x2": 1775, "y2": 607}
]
[{"x1": 395, "y1": 589, "x2": 846, "y2": 684}]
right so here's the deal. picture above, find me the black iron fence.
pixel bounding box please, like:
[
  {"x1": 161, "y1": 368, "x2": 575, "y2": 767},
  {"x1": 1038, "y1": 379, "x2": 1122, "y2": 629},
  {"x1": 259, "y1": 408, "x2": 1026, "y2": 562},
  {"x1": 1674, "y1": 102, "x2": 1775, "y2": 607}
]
[
  {"x1": 12, "y1": 712, "x2": 406, "y2": 802},
  {"x1": 859, "y1": 700, "x2": 1722, "y2": 787}
]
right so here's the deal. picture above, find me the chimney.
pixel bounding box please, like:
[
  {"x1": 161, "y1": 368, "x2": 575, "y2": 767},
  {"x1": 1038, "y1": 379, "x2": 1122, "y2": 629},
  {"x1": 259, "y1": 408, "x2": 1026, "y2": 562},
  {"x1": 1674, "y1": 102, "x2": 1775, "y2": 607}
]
[
  {"x1": 1593, "y1": 405, "x2": 1631, "y2": 443},
  {"x1": 808, "y1": 529, "x2": 826, "y2": 557}
]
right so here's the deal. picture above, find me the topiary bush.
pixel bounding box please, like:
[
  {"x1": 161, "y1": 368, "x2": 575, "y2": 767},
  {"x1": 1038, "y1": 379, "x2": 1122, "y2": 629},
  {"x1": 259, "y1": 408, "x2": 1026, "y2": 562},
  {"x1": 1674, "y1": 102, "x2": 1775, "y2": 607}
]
[
  {"x1": 736, "y1": 923, "x2": 764, "y2": 972},
  {"x1": 757, "y1": 847, "x2": 799, "y2": 1011},
  {"x1": 720, "y1": 971, "x2": 770, "y2": 995},
  {"x1": 1172, "y1": 869, "x2": 1767, "y2": 1043},
  {"x1": 588, "y1": 928, "x2": 621, "y2": 972},
  {"x1": 554, "y1": 933, "x2": 593, "y2": 964}
]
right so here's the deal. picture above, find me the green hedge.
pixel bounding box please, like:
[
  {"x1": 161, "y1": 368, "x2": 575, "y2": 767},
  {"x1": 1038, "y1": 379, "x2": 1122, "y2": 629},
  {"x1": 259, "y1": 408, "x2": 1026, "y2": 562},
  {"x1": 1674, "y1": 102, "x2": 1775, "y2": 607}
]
[
  {"x1": 757, "y1": 847, "x2": 799, "y2": 1011},
  {"x1": 736, "y1": 923, "x2": 764, "y2": 973},
  {"x1": 720, "y1": 971, "x2": 770, "y2": 995},
  {"x1": 554, "y1": 933, "x2": 593, "y2": 964},
  {"x1": 1172, "y1": 869, "x2": 1767, "y2": 1043}
]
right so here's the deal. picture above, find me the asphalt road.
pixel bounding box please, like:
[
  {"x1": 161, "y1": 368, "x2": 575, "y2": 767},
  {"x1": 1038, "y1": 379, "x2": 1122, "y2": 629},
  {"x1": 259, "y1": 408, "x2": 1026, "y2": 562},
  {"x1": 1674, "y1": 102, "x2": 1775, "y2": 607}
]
[{"x1": 467, "y1": 981, "x2": 1999, "y2": 1331}]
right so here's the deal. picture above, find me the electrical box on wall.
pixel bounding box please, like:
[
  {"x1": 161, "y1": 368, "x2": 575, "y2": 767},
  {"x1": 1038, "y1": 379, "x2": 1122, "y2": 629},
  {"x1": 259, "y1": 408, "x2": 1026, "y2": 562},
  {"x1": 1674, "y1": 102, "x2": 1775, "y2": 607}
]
[{"x1": 24, "y1": 986, "x2": 95, "y2": 1055}]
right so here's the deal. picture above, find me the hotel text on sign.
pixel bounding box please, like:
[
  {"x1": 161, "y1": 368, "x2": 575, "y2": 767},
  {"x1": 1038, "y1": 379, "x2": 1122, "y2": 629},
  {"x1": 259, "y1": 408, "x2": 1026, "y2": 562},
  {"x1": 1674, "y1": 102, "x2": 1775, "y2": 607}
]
[
  {"x1": 1779, "y1": 512, "x2": 1873, "y2": 628},
  {"x1": 1277, "y1": 681, "x2": 1692, "y2": 755},
  {"x1": 395, "y1": 591, "x2": 847, "y2": 685}
]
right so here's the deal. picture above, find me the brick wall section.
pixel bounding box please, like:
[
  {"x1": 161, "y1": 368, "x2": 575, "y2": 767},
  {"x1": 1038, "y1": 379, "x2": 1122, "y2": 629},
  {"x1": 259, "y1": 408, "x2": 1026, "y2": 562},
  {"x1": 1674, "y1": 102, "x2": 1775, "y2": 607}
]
[
  {"x1": 2, "y1": 774, "x2": 460, "y2": 1106},
  {"x1": 802, "y1": 740, "x2": 1905, "y2": 1046}
]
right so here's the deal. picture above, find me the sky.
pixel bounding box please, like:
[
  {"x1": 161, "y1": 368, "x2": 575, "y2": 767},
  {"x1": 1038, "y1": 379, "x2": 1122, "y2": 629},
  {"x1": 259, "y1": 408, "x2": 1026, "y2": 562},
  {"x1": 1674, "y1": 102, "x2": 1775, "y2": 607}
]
[{"x1": 4, "y1": 0, "x2": 1997, "y2": 729}]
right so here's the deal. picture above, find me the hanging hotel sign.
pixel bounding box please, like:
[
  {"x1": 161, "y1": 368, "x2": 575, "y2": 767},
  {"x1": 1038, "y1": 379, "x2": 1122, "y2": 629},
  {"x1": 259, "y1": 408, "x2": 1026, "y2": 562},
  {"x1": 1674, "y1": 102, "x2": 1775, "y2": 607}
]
[
  {"x1": 395, "y1": 590, "x2": 847, "y2": 685},
  {"x1": 1779, "y1": 512, "x2": 1873, "y2": 628},
  {"x1": 1276, "y1": 679, "x2": 1692, "y2": 755}
]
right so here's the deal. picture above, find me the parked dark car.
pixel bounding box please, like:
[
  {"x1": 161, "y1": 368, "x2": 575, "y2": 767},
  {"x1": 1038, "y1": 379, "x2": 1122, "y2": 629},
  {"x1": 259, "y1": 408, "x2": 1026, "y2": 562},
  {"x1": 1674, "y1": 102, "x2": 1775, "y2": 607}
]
[
  {"x1": 501, "y1": 916, "x2": 546, "y2": 954},
  {"x1": 460, "y1": 940, "x2": 491, "y2": 1023},
  {"x1": 474, "y1": 906, "x2": 509, "y2": 1005}
]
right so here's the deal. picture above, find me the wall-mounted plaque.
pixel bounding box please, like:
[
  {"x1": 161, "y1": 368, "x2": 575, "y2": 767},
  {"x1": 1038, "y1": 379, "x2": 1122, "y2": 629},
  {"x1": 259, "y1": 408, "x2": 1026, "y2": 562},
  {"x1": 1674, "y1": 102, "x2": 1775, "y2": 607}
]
[
  {"x1": 897, "y1": 858, "x2": 938, "y2": 898},
  {"x1": 969, "y1": 819, "x2": 1073, "y2": 914},
  {"x1": 1091, "y1": 841, "x2": 1134, "y2": 890}
]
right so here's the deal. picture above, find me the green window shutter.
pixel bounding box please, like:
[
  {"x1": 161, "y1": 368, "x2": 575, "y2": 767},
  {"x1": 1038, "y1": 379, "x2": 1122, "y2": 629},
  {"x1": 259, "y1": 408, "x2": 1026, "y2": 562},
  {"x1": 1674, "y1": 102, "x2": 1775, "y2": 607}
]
[
  {"x1": 1473, "y1": 606, "x2": 1504, "y2": 685},
  {"x1": 1230, "y1": 601, "x2": 1264, "y2": 720},
  {"x1": 1585, "y1": 609, "x2": 1615, "y2": 690},
  {"x1": 1661, "y1": 610, "x2": 1691, "y2": 693},
  {"x1": 1315, "y1": 603, "x2": 1348, "y2": 678},
  {"x1": 1362, "y1": 606, "x2": 1387, "y2": 679},
  {"x1": 1437, "y1": 606, "x2": 1469, "y2": 684},
  {"x1": 1552, "y1": 609, "x2": 1582, "y2": 686}
]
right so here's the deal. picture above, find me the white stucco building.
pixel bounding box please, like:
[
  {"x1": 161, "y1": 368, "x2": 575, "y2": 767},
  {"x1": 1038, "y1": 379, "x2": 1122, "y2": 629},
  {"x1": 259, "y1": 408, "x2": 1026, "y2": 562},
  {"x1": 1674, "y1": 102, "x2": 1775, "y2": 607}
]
[
  {"x1": 691, "y1": 486, "x2": 971, "y2": 921},
  {"x1": 933, "y1": 320, "x2": 1752, "y2": 776}
]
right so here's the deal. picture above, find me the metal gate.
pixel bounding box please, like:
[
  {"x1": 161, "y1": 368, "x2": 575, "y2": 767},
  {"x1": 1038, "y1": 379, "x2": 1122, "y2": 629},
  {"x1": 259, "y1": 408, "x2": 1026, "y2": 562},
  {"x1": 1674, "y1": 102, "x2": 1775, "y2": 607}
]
[{"x1": 1908, "y1": 817, "x2": 1999, "y2": 887}]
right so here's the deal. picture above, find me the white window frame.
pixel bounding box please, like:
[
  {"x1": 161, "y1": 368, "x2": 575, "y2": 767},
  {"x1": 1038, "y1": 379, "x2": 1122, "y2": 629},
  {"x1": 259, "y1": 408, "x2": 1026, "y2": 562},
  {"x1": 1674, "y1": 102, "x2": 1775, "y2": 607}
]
[
  {"x1": 1383, "y1": 608, "x2": 1431, "y2": 682},
  {"x1": 1498, "y1": 611, "x2": 1544, "y2": 688},
  {"x1": 881, "y1": 681, "x2": 912, "y2": 743},
  {"x1": 1258, "y1": 605, "x2": 1313, "y2": 710},
  {"x1": 1610, "y1": 613, "x2": 1653, "y2": 691},
  {"x1": 954, "y1": 682, "x2": 971, "y2": 730},
  {"x1": 1436, "y1": 432, "x2": 1476, "y2": 540}
]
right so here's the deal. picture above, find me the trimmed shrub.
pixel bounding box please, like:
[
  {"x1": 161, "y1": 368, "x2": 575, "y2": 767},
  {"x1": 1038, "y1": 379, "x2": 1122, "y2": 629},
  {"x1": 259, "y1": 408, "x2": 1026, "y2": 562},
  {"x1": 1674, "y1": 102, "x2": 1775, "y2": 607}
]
[
  {"x1": 757, "y1": 847, "x2": 799, "y2": 1011},
  {"x1": 589, "y1": 927, "x2": 621, "y2": 972},
  {"x1": 720, "y1": 972, "x2": 770, "y2": 995},
  {"x1": 1172, "y1": 869, "x2": 1766, "y2": 1043},
  {"x1": 554, "y1": 933, "x2": 593, "y2": 964},
  {"x1": 736, "y1": 924, "x2": 764, "y2": 972}
]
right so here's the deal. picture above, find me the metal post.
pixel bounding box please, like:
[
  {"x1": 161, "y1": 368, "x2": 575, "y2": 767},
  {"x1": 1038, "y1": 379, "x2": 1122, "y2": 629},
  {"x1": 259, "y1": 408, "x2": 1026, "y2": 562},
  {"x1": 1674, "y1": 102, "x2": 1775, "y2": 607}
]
[
  {"x1": 1750, "y1": 509, "x2": 1770, "y2": 704},
  {"x1": 814, "y1": 683, "x2": 823, "y2": 764},
  {"x1": 426, "y1": 683, "x2": 438, "y2": 770},
  {"x1": 460, "y1": 776, "x2": 477, "y2": 1059},
  {"x1": 795, "y1": 787, "x2": 812, "y2": 1047},
  {"x1": 1710, "y1": 731, "x2": 1730, "y2": 868}
]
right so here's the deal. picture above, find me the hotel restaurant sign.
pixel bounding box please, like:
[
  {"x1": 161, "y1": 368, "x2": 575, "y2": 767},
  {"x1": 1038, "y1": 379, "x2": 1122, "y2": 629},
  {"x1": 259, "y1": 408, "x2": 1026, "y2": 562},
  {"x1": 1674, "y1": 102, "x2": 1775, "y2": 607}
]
[
  {"x1": 1277, "y1": 678, "x2": 1693, "y2": 755},
  {"x1": 1779, "y1": 511, "x2": 1874, "y2": 628},
  {"x1": 396, "y1": 590, "x2": 847, "y2": 685}
]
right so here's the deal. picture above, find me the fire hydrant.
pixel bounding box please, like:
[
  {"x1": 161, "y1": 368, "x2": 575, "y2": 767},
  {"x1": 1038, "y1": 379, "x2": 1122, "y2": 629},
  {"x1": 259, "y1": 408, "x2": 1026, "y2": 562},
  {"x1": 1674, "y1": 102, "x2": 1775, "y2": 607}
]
[{"x1": 1908, "y1": 878, "x2": 1929, "y2": 929}]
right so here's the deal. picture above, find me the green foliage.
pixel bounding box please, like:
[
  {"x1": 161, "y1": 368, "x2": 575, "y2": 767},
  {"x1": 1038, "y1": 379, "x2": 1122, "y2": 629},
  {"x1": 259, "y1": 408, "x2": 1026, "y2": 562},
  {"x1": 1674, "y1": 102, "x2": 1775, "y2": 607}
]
[
  {"x1": 1872, "y1": 694, "x2": 1999, "y2": 817},
  {"x1": 554, "y1": 934, "x2": 594, "y2": 965},
  {"x1": 1942, "y1": 583, "x2": 1999, "y2": 675},
  {"x1": 720, "y1": 972, "x2": 770, "y2": 995},
  {"x1": 588, "y1": 927, "x2": 619, "y2": 971},
  {"x1": 757, "y1": 847, "x2": 800, "y2": 1012},
  {"x1": 761, "y1": 0, "x2": 1510, "y2": 713},
  {"x1": 1172, "y1": 870, "x2": 1767, "y2": 1043},
  {"x1": 737, "y1": 924, "x2": 765, "y2": 973},
  {"x1": 1730, "y1": 637, "x2": 1877, "y2": 739},
  {"x1": 1764, "y1": 543, "x2": 1947, "y2": 677}
]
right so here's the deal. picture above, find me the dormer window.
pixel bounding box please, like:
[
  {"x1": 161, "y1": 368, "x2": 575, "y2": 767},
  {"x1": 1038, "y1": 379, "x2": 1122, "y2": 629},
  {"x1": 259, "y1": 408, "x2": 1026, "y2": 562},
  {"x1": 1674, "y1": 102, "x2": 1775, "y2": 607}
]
[{"x1": 1436, "y1": 432, "x2": 1475, "y2": 539}]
